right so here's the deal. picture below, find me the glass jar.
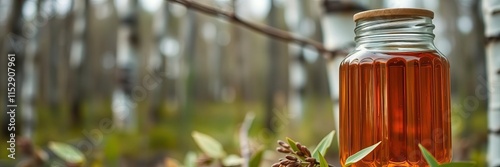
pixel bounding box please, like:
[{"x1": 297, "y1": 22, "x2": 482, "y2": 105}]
[{"x1": 339, "y1": 8, "x2": 451, "y2": 166}]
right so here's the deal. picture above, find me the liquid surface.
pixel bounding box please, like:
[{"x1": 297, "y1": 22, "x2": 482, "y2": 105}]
[{"x1": 339, "y1": 51, "x2": 451, "y2": 167}]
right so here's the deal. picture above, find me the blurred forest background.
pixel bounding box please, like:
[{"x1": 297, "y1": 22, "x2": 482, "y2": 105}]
[{"x1": 0, "y1": 0, "x2": 491, "y2": 166}]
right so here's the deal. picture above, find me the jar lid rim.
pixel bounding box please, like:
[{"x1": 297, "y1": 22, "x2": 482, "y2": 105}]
[{"x1": 353, "y1": 8, "x2": 434, "y2": 21}]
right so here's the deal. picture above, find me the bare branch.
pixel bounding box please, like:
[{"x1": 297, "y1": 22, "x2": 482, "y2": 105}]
[{"x1": 167, "y1": 0, "x2": 333, "y2": 53}]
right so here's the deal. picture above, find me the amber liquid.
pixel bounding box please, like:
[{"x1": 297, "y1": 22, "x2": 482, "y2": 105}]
[{"x1": 339, "y1": 51, "x2": 451, "y2": 167}]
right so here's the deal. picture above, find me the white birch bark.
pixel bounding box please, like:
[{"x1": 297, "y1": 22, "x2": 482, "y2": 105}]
[
  {"x1": 322, "y1": 16, "x2": 353, "y2": 137},
  {"x1": 483, "y1": 0, "x2": 500, "y2": 166},
  {"x1": 285, "y1": 0, "x2": 307, "y2": 122},
  {"x1": 163, "y1": 3, "x2": 184, "y2": 106},
  {"x1": 21, "y1": 0, "x2": 41, "y2": 138},
  {"x1": 321, "y1": 0, "x2": 364, "y2": 142},
  {"x1": 112, "y1": 0, "x2": 139, "y2": 132}
]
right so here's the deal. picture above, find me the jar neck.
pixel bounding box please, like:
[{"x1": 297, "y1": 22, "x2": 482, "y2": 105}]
[{"x1": 354, "y1": 16, "x2": 436, "y2": 51}]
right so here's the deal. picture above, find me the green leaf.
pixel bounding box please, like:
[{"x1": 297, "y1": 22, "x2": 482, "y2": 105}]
[
  {"x1": 192, "y1": 131, "x2": 226, "y2": 158},
  {"x1": 286, "y1": 137, "x2": 300, "y2": 152},
  {"x1": 312, "y1": 131, "x2": 335, "y2": 160},
  {"x1": 184, "y1": 151, "x2": 197, "y2": 167},
  {"x1": 48, "y1": 142, "x2": 85, "y2": 164},
  {"x1": 223, "y1": 154, "x2": 243, "y2": 166},
  {"x1": 318, "y1": 152, "x2": 328, "y2": 167},
  {"x1": 249, "y1": 149, "x2": 264, "y2": 167},
  {"x1": 440, "y1": 162, "x2": 476, "y2": 167},
  {"x1": 418, "y1": 144, "x2": 440, "y2": 167},
  {"x1": 345, "y1": 141, "x2": 381, "y2": 166}
]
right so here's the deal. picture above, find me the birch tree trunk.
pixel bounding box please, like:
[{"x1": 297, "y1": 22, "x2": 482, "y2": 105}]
[
  {"x1": 21, "y1": 0, "x2": 43, "y2": 139},
  {"x1": 148, "y1": 1, "x2": 169, "y2": 124},
  {"x1": 264, "y1": 0, "x2": 280, "y2": 132},
  {"x1": 321, "y1": 0, "x2": 364, "y2": 141},
  {"x1": 162, "y1": 3, "x2": 183, "y2": 107},
  {"x1": 68, "y1": 0, "x2": 90, "y2": 129},
  {"x1": 285, "y1": 0, "x2": 307, "y2": 122},
  {"x1": 113, "y1": 0, "x2": 140, "y2": 132},
  {"x1": 483, "y1": 0, "x2": 500, "y2": 166}
]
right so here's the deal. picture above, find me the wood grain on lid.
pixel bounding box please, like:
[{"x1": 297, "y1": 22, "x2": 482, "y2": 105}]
[{"x1": 353, "y1": 8, "x2": 434, "y2": 21}]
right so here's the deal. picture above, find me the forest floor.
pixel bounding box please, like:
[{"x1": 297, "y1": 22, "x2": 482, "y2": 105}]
[{"x1": 0, "y1": 96, "x2": 489, "y2": 166}]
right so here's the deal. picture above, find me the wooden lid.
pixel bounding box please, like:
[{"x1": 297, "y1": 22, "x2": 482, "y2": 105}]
[{"x1": 353, "y1": 8, "x2": 434, "y2": 21}]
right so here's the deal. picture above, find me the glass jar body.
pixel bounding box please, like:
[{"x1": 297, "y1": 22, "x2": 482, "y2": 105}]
[{"x1": 339, "y1": 16, "x2": 451, "y2": 167}]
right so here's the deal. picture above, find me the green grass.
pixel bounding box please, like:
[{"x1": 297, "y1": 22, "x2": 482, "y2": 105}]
[
  {"x1": 2, "y1": 95, "x2": 487, "y2": 166},
  {"x1": 22, "y1": 96, "x2": 334, "y2": 162}
]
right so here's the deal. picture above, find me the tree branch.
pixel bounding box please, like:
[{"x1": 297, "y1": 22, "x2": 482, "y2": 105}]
[{"x1": 167, "y1": 0, "x2": 336, "y2": 54}]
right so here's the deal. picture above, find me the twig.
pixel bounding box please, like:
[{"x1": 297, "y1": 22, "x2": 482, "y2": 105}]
[{"x1": 167, "y1": 0, "x2": 334, "y2": 54}]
